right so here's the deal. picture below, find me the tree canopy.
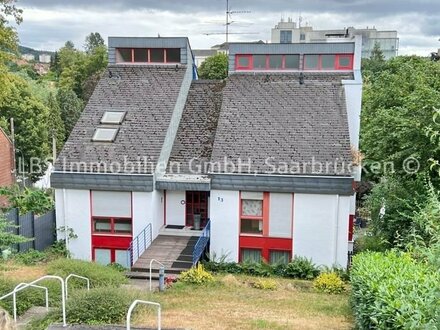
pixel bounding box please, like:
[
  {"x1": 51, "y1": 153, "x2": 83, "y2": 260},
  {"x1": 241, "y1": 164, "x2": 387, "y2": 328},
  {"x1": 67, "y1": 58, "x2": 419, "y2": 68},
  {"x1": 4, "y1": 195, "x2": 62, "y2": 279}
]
[{"x1": 198, "y1": 53, "x2": 228, "y2": 80}]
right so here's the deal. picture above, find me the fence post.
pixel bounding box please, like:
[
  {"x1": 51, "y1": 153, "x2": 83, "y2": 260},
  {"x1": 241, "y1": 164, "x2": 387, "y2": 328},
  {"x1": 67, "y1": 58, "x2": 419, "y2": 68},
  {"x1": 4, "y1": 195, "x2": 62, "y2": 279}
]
[
  {"x1": 31, "y1": 212, "x2": 36, "y2": 250},
  {"x1": 13, "y1": 208, "x2": 20, "y2": 252}
]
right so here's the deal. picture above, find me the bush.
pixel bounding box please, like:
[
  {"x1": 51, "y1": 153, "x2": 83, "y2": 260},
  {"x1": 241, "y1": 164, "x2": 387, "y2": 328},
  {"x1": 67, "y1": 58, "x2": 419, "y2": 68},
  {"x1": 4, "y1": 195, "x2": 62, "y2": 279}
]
[
  {"x1": 313, "y1": 272, "x2": 345, "y2": 294},
  {"x1": 13, "y1": 249, "x2": 48, "y2": 265},
  {"x1": 180, "y1": 264, "x2": 214, "y2": 285},
  {"x1": 47, "y1": 259, "x2": 127, "y2": 288},
  {"x1": 283, "y1": 257, "x2": 319, "y2": 280},
  {"x1": 251, "y1": 278, "x2": 277, "y2": 290},
  {"x1": 351, "y1": 251, "x2": 440, "y2": 329}
]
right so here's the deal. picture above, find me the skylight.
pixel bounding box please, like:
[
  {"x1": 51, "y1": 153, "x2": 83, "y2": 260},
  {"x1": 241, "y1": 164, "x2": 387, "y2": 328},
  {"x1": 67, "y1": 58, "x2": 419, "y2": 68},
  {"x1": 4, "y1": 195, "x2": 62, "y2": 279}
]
[
  {"x1": 92, "y1": 128, "x2": 119, "y2": 142},
  {"x1": 100, "y1": 111, "x2": 126, "y2": 124}
]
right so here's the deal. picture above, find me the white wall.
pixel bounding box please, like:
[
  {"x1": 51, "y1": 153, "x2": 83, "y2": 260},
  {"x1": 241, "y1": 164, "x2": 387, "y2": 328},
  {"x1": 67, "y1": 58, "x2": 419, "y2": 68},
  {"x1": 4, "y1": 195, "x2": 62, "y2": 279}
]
[
  {"x1": 210, "y1": 190, "x2": 239, "y2": 262},
  {"x1": 269, "y1": 193, "x2": 292, "y2": 238},
  {"x1": 55, "y1": 189, "x2": 91, "y2": 260},
  {"x1": 293, "y1": 193, "x2": 350, "y2": 268},
  {"x1": 151, "y1": 189, "x2": 164, "y2": 239},
  {"x1": 165, "y1": 190, "x2": 186, "y2": 226},
  {"x1": 343, "y1": 82, "x2": 362, "y2": 148}
]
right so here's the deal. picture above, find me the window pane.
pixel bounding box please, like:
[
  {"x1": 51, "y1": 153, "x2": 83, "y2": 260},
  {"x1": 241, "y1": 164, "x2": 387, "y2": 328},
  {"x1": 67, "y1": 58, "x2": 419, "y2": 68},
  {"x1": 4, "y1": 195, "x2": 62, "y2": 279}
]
[
  {"x1": 241, "y1": 249, "x2": 262, "y2": 263},
  {"x1": 253, "y1": 55, "x2": 266, "y2": 69},
  {"x1": 134, "y1": 48, "x2": 148, "y2": 62},
  {"x1": 285, "y1": 55, "x2": 299, "y2": 69},
  {"x1": 101, "y1": 111, "x2": 126, "y2": 124},
  {"x1": 321, "y1": 55, "x2": 336, "y2": 69},
  {"x1": 92, "y1": 128, "x2": 119, "y2": 142},
  {"x1": 237, "y1": 56, "x2": 250, "y2": 68},
  {"x1": 338, "y1": 55, "x2": 351, "y2": 68},
  {"x1": 94, "y1": 219, "x2": 111, "y2": 232},
  {"x1": 241, "y1": 219, "x2": 263, "y2": 234},
  {"x1": 242, "y1": 199, "x2": 262, "y2": 216},
  {"x1": 117, "y1": 48, "x2": 131, "y2": 62},
  {"x1": 150, "y1": 48, "x2": 165, "y2": 62},
  {"x1": 270, "y1": 250, "x2": 290, "y2": 265},
  {"x1": 304, "y1": 55, "x2": 319, "y2": 69},
  {"x1": 280, "y1": 30, "x2": 292, "y2": 44},
  {"x1": 114, "y1": 219, "x2": 131, "y2": 234},
  {"x1": 300, "y1": 33, "x2": 306, "y2": 41},
  {"x1": 115, "y1": 250, "x2": 130, "y2": 268},
  {"x1": 166, "y1": 48, "x2": 181, "y2": 63},
  {"x1": 269, "y1": 55, "x2": 283, "y2": 69},
  {"x1": 95, "y1": 249, "x2": 111, "y2": 265}
]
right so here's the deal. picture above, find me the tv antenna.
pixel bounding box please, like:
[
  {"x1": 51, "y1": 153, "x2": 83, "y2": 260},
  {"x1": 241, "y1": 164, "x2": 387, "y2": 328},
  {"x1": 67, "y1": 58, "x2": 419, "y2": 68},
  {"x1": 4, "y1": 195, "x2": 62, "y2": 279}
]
[{"x1": 226, "y1": 0, "x2": 252, "y2": 44}]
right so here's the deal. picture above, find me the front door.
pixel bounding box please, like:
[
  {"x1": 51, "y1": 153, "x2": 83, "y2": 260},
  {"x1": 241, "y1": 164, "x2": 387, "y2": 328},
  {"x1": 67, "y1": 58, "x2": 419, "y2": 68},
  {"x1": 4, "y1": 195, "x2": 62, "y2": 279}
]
[{"x1": 185, "y1": 191, "x2": 209, "y2": 228}]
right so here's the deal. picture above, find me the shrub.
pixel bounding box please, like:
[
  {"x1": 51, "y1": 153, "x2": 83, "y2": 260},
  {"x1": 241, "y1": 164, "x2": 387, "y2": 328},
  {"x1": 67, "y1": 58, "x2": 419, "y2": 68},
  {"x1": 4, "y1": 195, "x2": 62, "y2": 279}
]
[
  {"x1": 251, "y1": 279, "x2": 277, "y2": 290},
  {"x1": 47, "y1": 259, "x2": 127, "y2": 288},
  {"x1": 180, "y1": 264, "x2": 214, "y2": 285},
  {"x1": 13, "y1": 249, "x2": 48, "y2": 265},
  {"x1": 313, "y1": 272, "x2": 345, "y2": 294},
  {"x1": 284, "y1": 257, "x2": 319, "y2": 280},
  {"x1": 65, "y1": 287, "x2": 139, "y2": 324},
  {"x1": 351, "y1": 251, "x2": 440, "y2": 329}
]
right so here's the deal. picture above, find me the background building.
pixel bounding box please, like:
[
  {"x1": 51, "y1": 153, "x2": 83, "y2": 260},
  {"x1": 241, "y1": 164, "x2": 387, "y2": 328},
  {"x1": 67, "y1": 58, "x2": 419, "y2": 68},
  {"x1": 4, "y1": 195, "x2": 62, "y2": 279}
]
[
  {"x1": 271, "y1": 18, "x2": 399, "y2": 59},
  {"x1": 38, "y1": 54, "x2": 52, "y2": 63},
  {"x1": 0, "y1": 128, "x2": 14, "y2": 208}
]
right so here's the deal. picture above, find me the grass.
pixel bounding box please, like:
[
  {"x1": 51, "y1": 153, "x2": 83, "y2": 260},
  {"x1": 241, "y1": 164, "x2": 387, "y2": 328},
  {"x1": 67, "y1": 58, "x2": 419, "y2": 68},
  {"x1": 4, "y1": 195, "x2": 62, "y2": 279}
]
[{"x1": 133, "y1": 274, "x2": 353, "y2": 330}]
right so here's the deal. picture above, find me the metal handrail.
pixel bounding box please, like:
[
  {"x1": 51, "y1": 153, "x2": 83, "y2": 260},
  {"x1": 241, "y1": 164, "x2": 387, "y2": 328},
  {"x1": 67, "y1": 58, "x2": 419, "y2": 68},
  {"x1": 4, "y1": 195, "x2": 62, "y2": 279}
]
[
  {"x1": 127, "y1": 223, "x2": 152, "y2": 266},
  {"x1": 12, "y1": 283, "x2": 49, "y2": 321},
  {"x1": 65, "y1": 274, "x2": 90, "y2": 299},
  {"x1": 192, "y1": 220, "x2": 211, "y2": 265},
  {"x1": 126, "y1": 299, "x2": 161, "y2": 330},
  {"x1": 0, "y1": 275, "x2": 66, "y2": 327}
]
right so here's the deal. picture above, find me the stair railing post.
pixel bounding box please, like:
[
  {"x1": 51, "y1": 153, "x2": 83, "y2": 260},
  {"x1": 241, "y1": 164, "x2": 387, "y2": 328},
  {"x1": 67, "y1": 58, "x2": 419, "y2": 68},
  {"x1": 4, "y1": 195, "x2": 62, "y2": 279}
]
[
  {"x1": 137, "y1": 239, "x2": 140, "y2": 259},
  {"x1": 143, "y1": 229, "x2": 146, "y2": 251}
]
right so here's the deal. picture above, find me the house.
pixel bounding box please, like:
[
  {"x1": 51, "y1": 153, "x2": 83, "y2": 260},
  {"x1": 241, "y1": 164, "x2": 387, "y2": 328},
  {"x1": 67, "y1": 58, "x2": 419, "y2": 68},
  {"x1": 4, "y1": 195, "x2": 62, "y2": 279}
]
[
  {"x1": 0, "y1": 128, "x2": 14, "y2": 208},
  {"x1": 271, "y1": 17, "x2": 398, "y2": 59},
  {"x1": 52, "y1": 35, "x2": 362, "y2": 270}
]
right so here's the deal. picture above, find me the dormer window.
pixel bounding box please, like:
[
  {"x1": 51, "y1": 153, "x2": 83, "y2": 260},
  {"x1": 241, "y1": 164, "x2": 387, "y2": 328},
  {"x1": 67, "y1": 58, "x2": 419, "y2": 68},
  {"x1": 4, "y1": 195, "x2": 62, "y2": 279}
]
[
  {"x1": 235, "y1": 54, "x2": 300, "y2": 71},
  {"x1": 303, "y1": 54, "x2": 353, "y2": 70},
  {"x1": 100, "y1": 111, "x2": 126, "y2": 125},
  {"x1": 92, "y1": 128, "x2": 119, "y2": 142},
  {"x1": 116, "y1": 48, "x2": 181, "y2": 64}
]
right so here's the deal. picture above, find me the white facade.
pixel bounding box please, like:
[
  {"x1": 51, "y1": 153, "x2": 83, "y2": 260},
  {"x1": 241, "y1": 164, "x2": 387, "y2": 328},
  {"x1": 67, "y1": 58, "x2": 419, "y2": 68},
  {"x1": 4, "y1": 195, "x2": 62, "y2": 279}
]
[
  {"x1": 165, "y1": 190, "x2": 186, "y2": 226},
  {"x1": 39, "y1": 54, "x2": 51, "y2": 63}
]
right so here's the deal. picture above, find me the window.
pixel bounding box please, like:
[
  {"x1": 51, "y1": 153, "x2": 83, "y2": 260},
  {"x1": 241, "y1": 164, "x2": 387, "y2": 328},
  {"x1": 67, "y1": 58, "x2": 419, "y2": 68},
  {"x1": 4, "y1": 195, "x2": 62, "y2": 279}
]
[
  {"x1": 166, "y1": 48, "x2": 181, "y2": 63},
  {"x1": 94, "y1": 248, "x2": 130, "y2": 268},
  {"x1": 236, "y1": 55, "x2": 252, "y2": 70},
  {"x1": 241, "y1": 249, "x2": 262, "y2": 263},
  {"x1": 92, "y1": 128, "x2": 119, "y2": 142},
  {"x1": 100, "y1": 111, "x2": 126, "y2": 125},
  {"x1": 285, "y1": 55, "x2": 300, "y2": 69},
  {"x1": 268, "y1": 55, "x2": 283, "y2": 69},
  {"x1": 303, "y1": 54, "x2": 354, "y2": 70},
  {"x1": 134, "y1": 48, "x2": 148, "y2": 62},
  {"x1": 300, "y1": 33, "x2": 306, "y2": 41},
  {"x1": 92, "y1": 218, "x2": 132, "y2": 235},
  {"x1": 115, "y1": 250, "x2": 130, "y2": 268},
  {"x1": 94, "y1": 248, "x2": 111, "y2": 265},
  {"x1": 269, "y1": 250, "x2": 290, "y2": 265},
  {"x1": 241, "y1": 219, "x2": 263, "y2": 234},
  {"x1": 114, "y1": 219, "x2": 131, "y2": 234},
  {"x1": 116, "y1": 48, "x2": 132, "y2": 62},
  {"x1": 240, "y1": 192, "x2": 268, "y2": 235},
  {"x1": 242, "y1": 199, "x2": 263, "y2": 217},
  {"x1": 280, "y1": 30, "x2": 292, "y2": 44},
  {"x1": 93, "y1": 219, "x2": 111, "y2": 233},
  {"x1": 253, "y1": 55, "x2": 266, "y2": 69},
  {"x1": 150, "y1": 48, "x2": 165, "y2": 62}
]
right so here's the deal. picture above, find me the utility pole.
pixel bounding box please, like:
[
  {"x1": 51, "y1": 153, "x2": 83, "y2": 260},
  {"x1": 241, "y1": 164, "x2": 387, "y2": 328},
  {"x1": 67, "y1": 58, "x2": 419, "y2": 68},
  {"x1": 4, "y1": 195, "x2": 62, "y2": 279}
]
[
  {"x1": 226, "y1": 0, "x2": 229, "y2": 44},
  {"x1": 10, "y1": 118, "x2": 16, "y2": 182}
]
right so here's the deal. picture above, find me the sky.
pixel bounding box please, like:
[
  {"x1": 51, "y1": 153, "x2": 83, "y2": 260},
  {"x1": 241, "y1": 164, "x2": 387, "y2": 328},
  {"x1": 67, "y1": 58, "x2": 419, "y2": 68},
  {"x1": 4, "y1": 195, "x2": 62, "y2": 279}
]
[{"x1": 12, "y1": 0, "x2": 440, "y2": 55}]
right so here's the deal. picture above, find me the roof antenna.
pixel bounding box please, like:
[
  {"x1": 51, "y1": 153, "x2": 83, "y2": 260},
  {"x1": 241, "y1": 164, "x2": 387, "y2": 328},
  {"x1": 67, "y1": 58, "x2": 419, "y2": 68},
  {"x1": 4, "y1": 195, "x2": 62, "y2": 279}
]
[{"x1": 299, "y1": 72, "x2": 304, "y2": 85}]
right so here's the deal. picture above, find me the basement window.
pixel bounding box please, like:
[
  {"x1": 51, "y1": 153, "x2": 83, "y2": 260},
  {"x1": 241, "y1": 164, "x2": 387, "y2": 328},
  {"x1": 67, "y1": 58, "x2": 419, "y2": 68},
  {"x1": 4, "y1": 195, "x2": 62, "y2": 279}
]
[
  {"x1": 100, "y1": 111, "x2": 126, "y2": 125},
  {"x1": 92, "y1": 127, "x2": 119, "y2": 142}
]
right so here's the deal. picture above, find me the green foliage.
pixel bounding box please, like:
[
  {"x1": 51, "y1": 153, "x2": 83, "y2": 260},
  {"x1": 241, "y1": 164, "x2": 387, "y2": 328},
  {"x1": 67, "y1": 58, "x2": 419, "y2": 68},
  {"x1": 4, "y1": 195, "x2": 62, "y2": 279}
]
[
  {"x1": 180, "y1": 264, "x2": 214, "y2": 284},
  {"x1": 0, "y1": 215, "x2": 30, "y2": 249},
  {"x1": 283, "y1": 256, "x2": 319, "y2": 280},
  {"x1": 0, "y1": 186, "x2": 53, "y2": 215},
  {"x1": 313, "y1": 272, "x2": 345, "y2": 294},
  {"x1": 251, "y1": 278, "x2": 277, "y2": 290},
  {"x1": 353, "y1": 230, "x2": 388, "y2": 253},
  {"x1": 350, "y1": 251, "x2": 440, "y2": 329},
  {"x1": 107, "y1": 262, "x2": 128, "y2": 272},
  {"x1": 13, "y1": 249, "x2": 47, "y2": 265},
  {"x1": 47, "y1": 258, "x2": 128, "y2": 288},
  {"x1": 64, "y1": 287, "x2": 138, "y2": 325},
  {"x1": 57, "y1": 88, "x2": 83, "y2": 140},
  {"x1": 47, "y1": 92, "x2": 65, "y2": 151},
  {"x1": 198, "y1": 53, "x2": 228, "y2": 80},
  {"x1": 84, "y1": 32, "x2": 105, "y2": 54},
  {"x1": 361, "y1": 42, "x2": 386, "y2": 76}
]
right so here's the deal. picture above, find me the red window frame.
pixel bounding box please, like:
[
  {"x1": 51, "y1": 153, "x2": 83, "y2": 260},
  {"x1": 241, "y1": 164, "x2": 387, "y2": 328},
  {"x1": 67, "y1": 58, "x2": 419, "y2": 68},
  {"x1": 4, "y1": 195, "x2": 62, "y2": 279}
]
[
  {"x1": 303, "y1": 54, "x2": 354, "y2": 70},
  {"x1": 235, "y1": 54, "x2": 300, "y2": 71},
  {"x1": 116, "y1": 48, "x2": 180, "y2": 64},
  {"x1": 92, "y1": 247, "x2": 129, "y2": 264},
  {"x1": 239, "y1": 236, "x2": 292, "y2": 263},
  {"x1": 235, "y1": 54, "x2": 253, "y2": 70},
  {"x1": 92, "y1": 217, "x2": 132, "y2": 236},
  {"x1": 239, "y1": 248, "x2": 263, "y2": 263},
  {"x1": 239, "y1": 192, "x2": 269, "y2": 236},
  {"x1": 268, "y1": 249, "x2": 292, "y2": 264}
]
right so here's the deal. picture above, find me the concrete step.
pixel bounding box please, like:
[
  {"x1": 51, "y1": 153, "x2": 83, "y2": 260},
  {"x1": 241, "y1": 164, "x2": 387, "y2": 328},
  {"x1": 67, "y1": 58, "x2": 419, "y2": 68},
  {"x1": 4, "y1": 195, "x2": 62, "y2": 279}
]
[
  {"x1": 17, "y1": 306, "x2": 52, "y2": 329},
  {"x1": 126, "y1": 267, "x2": 189, "y2": 279}
]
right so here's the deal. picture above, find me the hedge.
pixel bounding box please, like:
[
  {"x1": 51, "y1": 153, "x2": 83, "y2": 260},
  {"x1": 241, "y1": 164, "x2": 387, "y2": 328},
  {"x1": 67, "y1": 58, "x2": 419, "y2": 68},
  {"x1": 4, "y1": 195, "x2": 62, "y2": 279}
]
[{"x1": 350, "y1": 251, "x2": 440, "y2": 329}]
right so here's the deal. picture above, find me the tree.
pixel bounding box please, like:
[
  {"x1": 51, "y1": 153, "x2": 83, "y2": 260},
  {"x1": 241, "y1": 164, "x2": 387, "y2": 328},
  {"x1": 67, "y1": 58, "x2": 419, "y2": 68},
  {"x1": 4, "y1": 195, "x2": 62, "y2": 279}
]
[
  {"x1": 57, "y1": 88, "x2": 83, "y2": 140},
  {"x1": 0, "y1": 216, "x2": 31, "y2": 249},
  {"x1": 198, "y1": 53, "x2": 228, "y2": 80},
  {"x1": 84, "y1": 32, "x2": 105, "y2": 54},
  {"x1": 361, "y1": 42, "x2": 386, "y2": 76},
  {"x1": 47, "y1": 92, "x2": 65, "y2": 152}
]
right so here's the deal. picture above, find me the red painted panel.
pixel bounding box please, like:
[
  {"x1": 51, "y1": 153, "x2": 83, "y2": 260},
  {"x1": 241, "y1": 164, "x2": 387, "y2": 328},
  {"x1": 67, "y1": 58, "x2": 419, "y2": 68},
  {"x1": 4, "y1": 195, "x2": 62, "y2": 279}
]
[
  {"x1": 348, "y1": 214, "x2": 354, "y2": 241},
  {"x1": 92, "y1": 235, "x2": 131, "y2": 249}
]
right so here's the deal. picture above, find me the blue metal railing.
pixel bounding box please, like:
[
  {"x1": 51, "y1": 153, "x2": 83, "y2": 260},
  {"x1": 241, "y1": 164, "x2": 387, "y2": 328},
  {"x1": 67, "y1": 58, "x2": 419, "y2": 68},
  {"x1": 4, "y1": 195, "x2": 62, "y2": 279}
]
[
  {"x1": 127, "y1": 223, "x2": 152, "y2": 267},
  {"x1": 192, "y1": 220, "x2": 211, "y2": 266}
]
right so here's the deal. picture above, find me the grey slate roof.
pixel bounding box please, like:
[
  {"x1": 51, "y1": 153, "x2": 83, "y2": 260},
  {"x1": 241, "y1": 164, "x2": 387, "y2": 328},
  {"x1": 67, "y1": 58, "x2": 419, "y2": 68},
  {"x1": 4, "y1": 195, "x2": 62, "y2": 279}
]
[
  {"x1": 210, "y1": 72, "x2": 353, "y2": 176},
  {"x1": 167, "y1": 80, "x2": 224, "y2": 174},
  {"x1": 55, "y1": 65, "x2": 186, "y2": 174}
]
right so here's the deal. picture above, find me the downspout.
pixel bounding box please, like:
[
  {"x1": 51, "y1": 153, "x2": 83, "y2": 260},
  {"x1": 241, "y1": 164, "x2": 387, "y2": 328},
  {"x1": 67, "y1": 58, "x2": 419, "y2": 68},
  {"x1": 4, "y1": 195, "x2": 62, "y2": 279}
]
[
  {"x1": 333, "y1": 195, "x2": 340, "y2": 266},
  {"x1": 63, "y1": 189, "x2": 69, "y2": 254}
]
